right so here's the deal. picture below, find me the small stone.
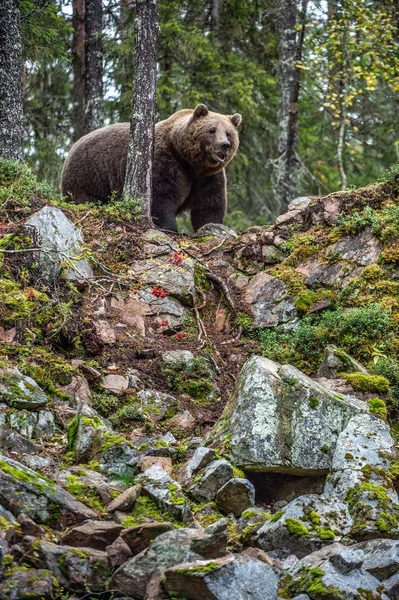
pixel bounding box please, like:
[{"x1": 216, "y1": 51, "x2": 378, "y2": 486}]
[
  {"x1": 25, "y1": 206, "x2": 93, "y2": 284},
  {"x1": 0, "y1": 368, "x2": 48, "y2": 410},
  {"x1": 194, "y1": 223, "x2": 238, "y2": 239},
  {"x1": 162, "y1": 350, "x2": 194, "y2": 368},
  {"x1": 137, "y1": 464, "x2": 192, "y2": 523},
  {"x1": 121, "y1": 522, "x2": 173, "y2": 555},
  {"x1": 101, "y1": 374, "x2": 129, "y2": 395},
  {"x1": 167, "y1": 410, "x2": 196, "y2": 433},
  {"x1": 106, "y1": 484, "x2": 142, "y2": 514},
  {"x1": 180, "y1": 446, "x2": 216, "y2": 485},
  {"x1": 139, "y1": 456, "x2": 173, "y2": 475},
  {"x1": 135, "y1": 389, "x2": 178, "y2": 422},
  {"x1": 106, "y1": 536, "x2": 133, "y2": 568},
  {"x1": 245, "y1": 273, "x2": 297, "y2": 328},
  {"x1": 60, "y1": 520, "x2": 124, "y2": 550},
  {"x1": 94, "y1": 319, "x2": 116, "y2": 344},
  {"x1": 189, "y1": 459, "x2": 233, "y2": 503},
  {"x1": 216, "y1": 478, "x2": 255, "y2": 516}
]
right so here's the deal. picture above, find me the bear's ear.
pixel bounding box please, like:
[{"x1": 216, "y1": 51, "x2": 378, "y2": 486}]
[
  {"x1": 192, "y1": 104, "x2": 209, "y2": 119},
  {"x1": 230, "y1": 113, "x2": 242, "y2": 128}
]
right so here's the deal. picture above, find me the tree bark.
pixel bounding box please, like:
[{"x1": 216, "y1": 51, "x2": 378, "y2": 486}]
[
  {"x1": 85, "y1": 0, "x2": 104, "y2": 133},
  {"x1": 123, "y1": 0, "x2": 159, "y2": 224},
  {"x1": 72, "y1": 0, "x2": 86, "y2": 141},
  {"x1": 276, "y1": 0, "x2": 307, "y2": 214},
  {"x1": 0, "y1": 0, "x2": 24, "y2": 162}
]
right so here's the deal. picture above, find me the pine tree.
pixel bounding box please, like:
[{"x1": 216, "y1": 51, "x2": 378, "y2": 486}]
[
  {"x1": 123, "y1": 0, "x2": 159, "y2": 223},
  {"x1": 85, "y1": 0, "x2": 104, "y2": 133}
]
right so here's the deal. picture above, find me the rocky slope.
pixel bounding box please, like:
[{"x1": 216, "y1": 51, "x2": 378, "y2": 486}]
[{"x1": 0, "y1": 158, "x2": 399, "y2": 598}]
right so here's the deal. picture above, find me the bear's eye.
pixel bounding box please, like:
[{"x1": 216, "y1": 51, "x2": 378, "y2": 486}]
[
  {"x1": 226, "y1": 131, "x2": 231, "y2": 138},
  {"x1": 209, "y1": 128, "x2": 217, "y2": 134}
]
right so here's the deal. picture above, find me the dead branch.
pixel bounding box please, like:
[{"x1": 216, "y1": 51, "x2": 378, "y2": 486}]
[{"x1": 205, "y1": 272, "x2": 235, "y2": 311}]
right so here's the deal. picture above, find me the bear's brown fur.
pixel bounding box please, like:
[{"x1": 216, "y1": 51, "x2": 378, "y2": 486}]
[{"x1": 61, "y1": 104, "x2": 241, "y2": 232}]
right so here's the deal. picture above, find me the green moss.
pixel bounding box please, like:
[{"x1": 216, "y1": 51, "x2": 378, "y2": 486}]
[
  {"x1": 0, "y1": 458, "x2": 55, "y2": 491},
  {"x1": 0, "y1": 516, "x2": 11, "y2": 531},
  {"x1": 345, "y1": 453, "x2": 354, "y2": 460},
  {"x1": 241, "y1": 509, "x2": 257, "y2": 519},
  {"x1": 174, "y1": 561, "x2": 220, "y2": 575},
  {"x1": 121, "y1": 496, "x2": 166, "y2": 527},
  {"x1": 309, "y1": 396, "x2": 320, "y2": 408},
  {"x1": 66, "y1": 415, "x2": 79, "y2": 453},
  {"x1": 279, "y1": 567, "x2": 344, "y2": 598},
  {"x1": 338, "y1": 372, "x2": 389, "y2": 393},
  {"x1": 100, "y1": 433, "x2": 133, "y2": 453},
  {"x1": 314, "y1": 526, "x2": 335, "y2": 540},
  {"x1": 285, "y1": 518, "x2": 310, "y2": 538},
  {"x1": 64, "y1": 474, "x2": 104, "y2": 513},
  {"x1": 268, "y1": 510, "x2": 284, "y2": 523},
  {"x1": 368, "y1": 397, "x2": 388, "y2": 419},
  {"x1": 376, "y1": 512, "x2": 398, "y2": 532},
  {"x1": 309, "y1": 511, "x2": 320, "y2": 526},
  {"x1": 232, "y1": 466, "x2": 245, "y2": 478},
  {"x1": 162, "y1": 356, "x2": 216, "y2": 402},
  {"x1": 235, "y1": 312, "x2": 254, "y2": 332}
]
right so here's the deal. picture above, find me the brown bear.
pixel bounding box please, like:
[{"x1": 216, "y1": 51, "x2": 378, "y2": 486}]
[{"x1": 61, "y1": 104, "x2": 241, "y2": 233}]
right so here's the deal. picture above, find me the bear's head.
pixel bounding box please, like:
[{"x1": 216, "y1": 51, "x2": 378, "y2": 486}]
[{"x1": 174, "y1": 104, "x2": 242, "y2": 176}]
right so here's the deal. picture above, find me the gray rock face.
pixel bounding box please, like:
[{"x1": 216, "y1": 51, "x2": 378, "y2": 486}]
[
  {"x1": 353, "y1": 539, "x2": 399, "y2": 580},
  {"x1": 163, "y1": 554, "x2": 279, "y2": 600},
  {"x1": 0, "y1": 454, "x2": 96, "y2": 528},
  {"x1": 137, "y1": 464, "x2": 192, "y2": 523},
  {"x1": 0, "y1": 368, "x2": 48, "y2": 410},
  {"x1": 216, "y1": 478, "x2": 255, "y2": 517},
  {"x1": 280, "y1": 543, "x2": 390, "y2": 599},
  {"x1": 245, "y1": 273, "x2": 297, "y2": 328},
  {"x1": 99, "y1": 437, "x2": 139, "y2": 477},
  {"x1": 209, "y1": 356, "x2": 368, "y2": 475},
  {"x1": 328, "y1": 227, "x2": 382, "y2": 266},
  {"x1": 121, "y1": 522, "x2": 173, "y2": 556},
  {"x1": 188, "y1": 459, "x2": 234, "y2": 502},
  {"x1": 25, "y1": 205, "x2": 93, "y2": 283},
  {"x1": 325, "y1": 412, "x2": 399, "y2": 539},
  {"x1": 255, "y1": 494, "x2": 352, "y2": 559}
]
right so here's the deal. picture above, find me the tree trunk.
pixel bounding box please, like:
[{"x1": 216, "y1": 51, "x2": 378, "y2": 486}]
[
  {"x1": 72, "y1": 0, "x2": 86, "y2": 141},
  {"x1": 276, "y1": 0, "x2": 307, "y2": 214},
  {"x1": 0, "y1": 0, "x2": 24, "y2": 162},
  {"x1": 85, "y1": 0, "x2": 104, "y2": 133},
  {"x1": 123, "y1": 0, "x2": 159, "y2": 225}
]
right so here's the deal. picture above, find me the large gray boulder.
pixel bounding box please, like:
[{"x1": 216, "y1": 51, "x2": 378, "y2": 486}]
[
  {"x1": 209, "y1": 356, "x2": 368, "y2": 475},
  {"x1": 163, "y1": 554, "x2": 279, "y2": 600},
  {"x1": 324, "y1": 412, "x2": 399, "y2": 539},
  {"x1": 255, "y1": 494, "x2": 352, "y2": 559},
  {"x1": 25, "y1": 205, "x2": 93, "y2": 283}
]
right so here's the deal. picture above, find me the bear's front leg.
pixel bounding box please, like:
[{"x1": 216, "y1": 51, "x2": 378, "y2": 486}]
[
  {"x1": 188, "y1": 171, "x2": 227, "y2": 232},
  {"x1": 151, "y1": 156, "x2": 190, "y2": 233}
]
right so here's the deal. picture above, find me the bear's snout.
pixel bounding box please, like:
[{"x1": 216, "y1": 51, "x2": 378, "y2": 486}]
[{"x1": 220, "y1": 140, "x2": 231, "y2": 154}]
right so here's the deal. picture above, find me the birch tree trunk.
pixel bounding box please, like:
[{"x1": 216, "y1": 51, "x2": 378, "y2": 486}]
[
  {"x1": 72, "y1": 0, "x2": 86, "y2": 141},
  {"x1": 122, "y1": 0, "x2": 159, "y2": 225},
  {"x1": 0, "y1": 0, "x2": 24, "y2": 162},
  {"x1": 85, "y1": 0, "x2": 104, "y2": 133},
  {"x1": 275, "y1": 0, "x2": 307, "y2": 214}
]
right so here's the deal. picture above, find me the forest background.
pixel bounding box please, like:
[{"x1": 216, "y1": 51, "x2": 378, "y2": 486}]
[{"x1": 20, "y1": 0, "x2": 399, "y2": 230}]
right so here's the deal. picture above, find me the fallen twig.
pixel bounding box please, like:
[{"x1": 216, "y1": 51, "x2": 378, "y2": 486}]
[{"x1": 205, "y1": 272, "x2": 235, "y2": 311}]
